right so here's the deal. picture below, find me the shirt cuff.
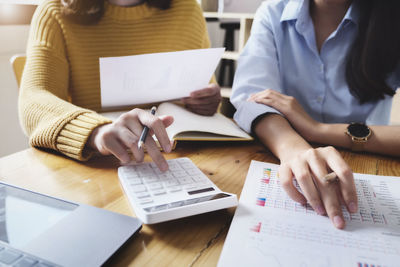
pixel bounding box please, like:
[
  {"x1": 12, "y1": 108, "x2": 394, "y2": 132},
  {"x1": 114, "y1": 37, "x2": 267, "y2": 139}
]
[
  {"x1": 233, "y1": 101, "x2": 282, "y2": 133},
  {"x1": 56, "y1": 113, "x2": 112, "y2": 161}
]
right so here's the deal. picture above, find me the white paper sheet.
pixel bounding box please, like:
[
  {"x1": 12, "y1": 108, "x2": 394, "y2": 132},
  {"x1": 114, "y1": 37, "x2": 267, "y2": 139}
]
[
  {"x1": 99, "y1": 48, "x2": 225, "y2": 108},
  {"x1": 218, "y1": 161, "x2": 400, "y2": 267}
]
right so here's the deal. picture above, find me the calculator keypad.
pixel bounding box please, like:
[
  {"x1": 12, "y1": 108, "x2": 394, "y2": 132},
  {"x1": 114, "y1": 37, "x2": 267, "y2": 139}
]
[{"x1": 118, "y1": 158, "x2": 217, "y2": 210}]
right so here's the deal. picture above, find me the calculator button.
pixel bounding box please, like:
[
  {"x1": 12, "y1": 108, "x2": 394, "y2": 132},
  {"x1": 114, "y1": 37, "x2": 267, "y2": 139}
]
[
  {"x1": 168, "y1": 163, "x2": 182, "y2": 171},
  {"x1": 158, "y1": 173, "x2": 174, "y2": 179},
  {"x1": 129, "y1": 178, "x2": 143, "y2": 185},
  {"x1": 192, "y1": 175, "x2": 206, "y2": 182},
  {"x1": 181, "y1": 163, "x2": 194, "y2": 169},
  {"x1": 172, "y1": 170, "x2": 186, "y2": 178},
  {"x1": 139, "y1": 198, "x2": 154, "y2": 205},
  {"x1": 178, "y1": 177, "x2": 193, "y2": 185},
  {"x1": 135, "y1": 192, "x2": 150, "y2": 199},
  {"x1": 121, "y1": 166, "x2": 137, "y2": 172},
  {"x1": 184, "y1": 185, "x2": 198, "y2": 191},
  {"x1": 163, "y1": 179, "x2": 179, "y2": 187},
  {"x1": 142, "y1": 176, "x2": 159, "y2": 183},
  {"x1": 185, "y1": 168, "x2": 202, "y2": 176},
  {"x1": 154, "y1": 169, "x2": 171, "y2": 175},
  {"x1": 195, "y1": 181, "x2": 212, "y2": 187},
  {"x1": 184, "y1": 198, "x2": 199, "y2": 205},
  {"x1": 153, "y1": 189, "x2": 167, "y2": 196},
  {"x1": 169, "y1": 201, "x2": 184, "y2": 208},
  {"x1": 139, "y1": 170, "x2": 155, "y2": 177},
  {"x1": 132, "y1": 185, "x2": 147, "y2": 193},
  {"x1": 123, "y1": 172, "x2": 140, "y2": 179},
  {"x1": 153, "y1": 204, "x2": 168, "y2": 211},
  {"x1": 137, "y1": 165, "x2": 152, "y2": 172},
  {"x1": 168, "y1": 186, "x2": 182, "y2": 193},
  {"x1": 148, "y1": 183, "x2": 163, "y2": 191}
]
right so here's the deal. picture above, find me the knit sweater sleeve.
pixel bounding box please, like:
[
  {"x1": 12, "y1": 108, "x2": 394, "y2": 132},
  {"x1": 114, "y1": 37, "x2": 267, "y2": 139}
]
[{"x1": 18, "y1": 1, "x2": 111, "y2": 161}]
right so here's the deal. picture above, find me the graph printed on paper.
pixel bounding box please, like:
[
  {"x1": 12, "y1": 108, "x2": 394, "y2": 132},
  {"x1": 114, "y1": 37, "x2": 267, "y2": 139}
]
[{"x1": 254, "y1": 167, "x2": 400, "y2": 227}]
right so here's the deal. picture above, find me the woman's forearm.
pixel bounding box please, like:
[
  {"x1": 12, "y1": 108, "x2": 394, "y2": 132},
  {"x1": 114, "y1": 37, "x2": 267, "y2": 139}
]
[
  {"x1": 254, "y1": 114, "x2": 311, "y2": 160},
  {"x1": 311, "y1": 124, "x2": 400, "y2": 156}
]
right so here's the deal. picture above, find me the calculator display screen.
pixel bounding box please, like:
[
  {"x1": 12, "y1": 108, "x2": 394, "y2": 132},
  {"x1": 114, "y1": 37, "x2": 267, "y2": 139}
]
[
  {"x1": 0, "y1": 183, "x2": 78, "y2": 248},
  {"x1": 188, "y1": 187, "x2": 215, "y2": 195},
  {"x1": 144, "y1": 193, "x2": 232, "y2": 213}
]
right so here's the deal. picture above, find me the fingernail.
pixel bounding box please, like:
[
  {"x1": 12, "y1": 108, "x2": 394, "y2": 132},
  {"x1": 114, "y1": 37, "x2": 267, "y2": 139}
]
[
  {"x1": 161, "y1": 161, "x2": 169, "y2": 172},
  {"x1": 333, "y1": 216, "x2": 344, "y2": 229},
  {"x1": 163, "y1": 145, "x2": 171, "y2": 153},
  {"x1": 315, "y1": 205, "x2": 326, "y2": 215},
  {"x1": 349, "y1": 202, "x2": 357, "y2": 213},
  {"x1": 166, "y1": 143, "x2": 172, "y2": 153}
]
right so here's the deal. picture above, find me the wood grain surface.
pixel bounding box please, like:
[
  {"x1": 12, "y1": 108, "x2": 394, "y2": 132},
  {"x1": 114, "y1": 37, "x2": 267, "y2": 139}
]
[{"x1": 0, "y1": 141, "x2": 398, "y2": 266}]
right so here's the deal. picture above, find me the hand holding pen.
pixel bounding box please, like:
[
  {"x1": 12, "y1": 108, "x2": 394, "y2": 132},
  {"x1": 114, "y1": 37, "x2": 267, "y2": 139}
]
[
  {"x1": 138, "y1": 106, "x2": 157, "y2": 150},
  {"x1": 88, "y1": 106, "x2": 174, "y2": 172}
]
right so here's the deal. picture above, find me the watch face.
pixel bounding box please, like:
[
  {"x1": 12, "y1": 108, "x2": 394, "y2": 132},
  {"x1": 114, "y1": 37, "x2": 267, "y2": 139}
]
[{"x1": 347, "y1": 123, "x2": 370, "y2": 138}]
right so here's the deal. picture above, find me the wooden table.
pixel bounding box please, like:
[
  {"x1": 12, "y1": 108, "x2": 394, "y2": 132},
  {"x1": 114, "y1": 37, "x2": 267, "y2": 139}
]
[{"x1": 0, "y1": 142, "x2": 399, "y2": 266}]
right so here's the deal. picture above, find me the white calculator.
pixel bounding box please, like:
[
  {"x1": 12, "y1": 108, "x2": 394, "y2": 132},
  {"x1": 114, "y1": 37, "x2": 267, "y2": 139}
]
[{"x1": 118, "y1": 157, "x2": 238, "y2": 224}]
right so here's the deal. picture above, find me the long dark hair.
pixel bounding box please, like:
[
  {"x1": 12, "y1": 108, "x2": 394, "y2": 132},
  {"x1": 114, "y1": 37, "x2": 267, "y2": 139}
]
[
  {"x1": 61, "y1": 0, "x2": 172, "y2": 24},
  {"x1": 346, "y1": 0, "x2": 400, "y2": 103}
]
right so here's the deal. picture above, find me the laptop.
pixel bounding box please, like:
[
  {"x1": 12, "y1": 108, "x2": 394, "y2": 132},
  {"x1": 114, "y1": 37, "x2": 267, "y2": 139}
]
[{"x1": 0, "y1": 181, "x2": 142, "y2": 267}]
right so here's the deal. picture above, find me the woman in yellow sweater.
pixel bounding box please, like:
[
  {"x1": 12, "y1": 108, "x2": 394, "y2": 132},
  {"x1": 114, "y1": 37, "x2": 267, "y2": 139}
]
[{"x1": 19, "y1": 0, "x2": 220, "y2": 171}]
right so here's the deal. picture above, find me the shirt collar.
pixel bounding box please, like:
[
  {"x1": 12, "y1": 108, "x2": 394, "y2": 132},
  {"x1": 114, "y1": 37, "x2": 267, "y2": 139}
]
[
  {"x1": 280, "y1": 0, "x2": 305, "y2": 23},
  {"x1": 343, "y1": 1, "x2": 360, "y2": 26},
  {"x1": 280, "y1": 0, "x2": 360, "y2": 26}
]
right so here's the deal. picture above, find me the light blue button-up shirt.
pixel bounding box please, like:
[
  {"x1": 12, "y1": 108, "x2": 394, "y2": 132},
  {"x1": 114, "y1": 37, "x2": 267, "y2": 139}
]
[{"x1": 231, "y1": 0, "x2": 400, "y2": 133}]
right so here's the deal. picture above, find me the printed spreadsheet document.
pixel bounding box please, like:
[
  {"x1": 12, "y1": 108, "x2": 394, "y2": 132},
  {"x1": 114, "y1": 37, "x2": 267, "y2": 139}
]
[{"x1": 218, "y1": 161, "x2": 400, "y2": 267}]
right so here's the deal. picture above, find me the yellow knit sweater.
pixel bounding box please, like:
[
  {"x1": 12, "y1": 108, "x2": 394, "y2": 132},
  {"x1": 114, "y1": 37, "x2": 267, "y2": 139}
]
[{"x1": 19, "y1": 0, "x2": 212, "y2": 160}]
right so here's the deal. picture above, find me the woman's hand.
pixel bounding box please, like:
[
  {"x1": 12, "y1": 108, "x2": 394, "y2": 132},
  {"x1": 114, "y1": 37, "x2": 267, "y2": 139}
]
[
  {"x1": 254, "y1": 113, "x2": 358, "y2": 229},
  {"x1": 249, "y1": 89, "x2": 322, "y2": 141},
  {"x1": 279, "y1": 145, "x2": 358, "y2": 229},
  {"x1": 88, "y1": 108, "x2": 174, "y2": 172},
  {"x1": 182, "y1": 83, "x2": 221, "y2": 116}
]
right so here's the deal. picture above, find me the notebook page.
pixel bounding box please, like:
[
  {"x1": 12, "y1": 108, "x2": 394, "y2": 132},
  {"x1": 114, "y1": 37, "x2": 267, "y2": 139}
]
[
  {"x1": 157, "y1": 102, "x2": 251, "y2": 140},
  {"x1": 218, "y1": 161, "x2": 400, "y2": 267}
]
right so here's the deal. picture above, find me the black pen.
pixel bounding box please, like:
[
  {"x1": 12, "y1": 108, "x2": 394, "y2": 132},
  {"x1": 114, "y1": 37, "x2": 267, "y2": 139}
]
[{"x1": 138, "y1": 106, "x2": 157, "y2": 150}]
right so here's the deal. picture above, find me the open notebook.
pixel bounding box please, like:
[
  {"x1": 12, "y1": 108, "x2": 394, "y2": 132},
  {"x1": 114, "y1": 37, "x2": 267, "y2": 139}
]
[{"x1": 101, "y1": 102, "x2": 253, "y2": 148}]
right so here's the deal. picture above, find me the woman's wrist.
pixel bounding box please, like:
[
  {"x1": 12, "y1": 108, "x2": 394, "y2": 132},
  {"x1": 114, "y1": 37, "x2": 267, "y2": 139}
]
[
  {"x1": 254, "y1": 114, "x2": 312, "y2": 160},
  {"x1": 307, "y1": 122, "x2": 329, "y2": 143},
  {"x1": 278, "y1": 140, "x2": 312, "y2": 162},
  {"x1": 87, "y1": 125, "x2": 103, "y2": 151}
]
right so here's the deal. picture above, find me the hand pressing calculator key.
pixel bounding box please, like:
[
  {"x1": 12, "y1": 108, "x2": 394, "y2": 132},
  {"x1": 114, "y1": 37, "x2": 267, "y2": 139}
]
[{"x1": 118, "y1": 157, "x2": 237, "y2": 224}]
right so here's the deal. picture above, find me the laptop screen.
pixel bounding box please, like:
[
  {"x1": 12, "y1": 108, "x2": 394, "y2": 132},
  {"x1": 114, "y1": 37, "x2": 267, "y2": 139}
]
[{"x1": 0, "y1": 183, "x2": 78, "y2": 248}]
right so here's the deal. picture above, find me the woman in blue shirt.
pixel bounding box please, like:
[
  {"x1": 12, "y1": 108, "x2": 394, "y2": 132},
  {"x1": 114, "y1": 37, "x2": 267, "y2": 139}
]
[{"x1": 231, "y1": 0, "x2": 400, "y2": 229}]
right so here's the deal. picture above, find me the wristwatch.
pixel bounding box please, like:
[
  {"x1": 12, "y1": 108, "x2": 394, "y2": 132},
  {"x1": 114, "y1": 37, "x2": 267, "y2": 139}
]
[{"x1": 345, "y1": 122, "x2": 372, "y2": 151}]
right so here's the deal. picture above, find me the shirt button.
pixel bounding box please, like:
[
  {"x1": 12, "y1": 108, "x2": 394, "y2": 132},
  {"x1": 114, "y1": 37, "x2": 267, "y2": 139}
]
[
  {"x1": 320, "y1": 65, "x2": 324, "y2": 73},
  {"x1": 317, "y1": 96, "x2": 323, "y2": 103}
]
